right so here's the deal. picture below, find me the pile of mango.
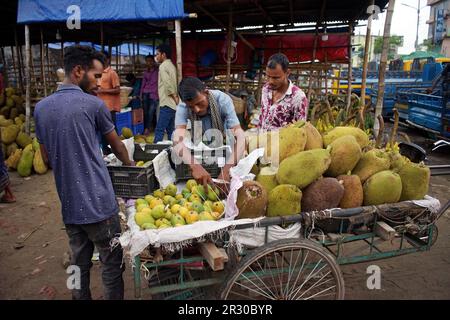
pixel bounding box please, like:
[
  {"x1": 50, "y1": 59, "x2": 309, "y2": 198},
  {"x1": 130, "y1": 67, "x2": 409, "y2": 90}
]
[{"x1": 134, "y1": 180, "x2": 225, "y2": 230}]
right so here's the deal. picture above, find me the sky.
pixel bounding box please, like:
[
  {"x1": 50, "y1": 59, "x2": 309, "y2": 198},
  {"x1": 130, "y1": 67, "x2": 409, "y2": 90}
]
[{"x1": 354, "y1": 0, "x2": 431, "y2": 55}]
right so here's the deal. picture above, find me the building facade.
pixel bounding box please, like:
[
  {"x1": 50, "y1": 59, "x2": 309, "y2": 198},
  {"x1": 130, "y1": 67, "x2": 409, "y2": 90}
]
[{"x1": 427, "y1": 0, "x2": 450, "y2": 56}]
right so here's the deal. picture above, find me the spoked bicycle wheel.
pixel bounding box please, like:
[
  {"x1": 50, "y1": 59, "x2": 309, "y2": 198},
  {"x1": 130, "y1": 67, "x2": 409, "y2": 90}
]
[{"x1": 220, "y1": 239, "x2": 345, "y2": 300}]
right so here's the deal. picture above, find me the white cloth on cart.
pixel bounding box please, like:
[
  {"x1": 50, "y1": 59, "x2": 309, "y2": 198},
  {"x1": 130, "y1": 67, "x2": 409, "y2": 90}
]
[
  {"x1": 412, "y1": 195, "x2": 441, "y2": 214},
  {"x1": 119, "y1": 205, "x2": 264, "y2": 258}
]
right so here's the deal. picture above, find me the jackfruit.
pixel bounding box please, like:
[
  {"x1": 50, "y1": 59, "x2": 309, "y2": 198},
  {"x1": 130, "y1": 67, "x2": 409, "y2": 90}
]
[
  {"x1": 17, "y1": 144, "x2": 35, "y2": 177},
  {"x1": 1, "y1": 125, "x2": 20, "y2": 144},
  {"x1": 33, "y1": 148, "x2": 48, "y2": 174},
  {"x1": 5, "y1": 149, "x2": 22, "y2": 170},
  {"x1": 397, "y1": 160, "x2": 430, "y2": 201},
  {"x1": 301, "y1": 177, "x2": 345, "y2": 212},
  {"x1": 323, "y1": 126, "x2": 370, "y2": 149},
  {"x1": 5, "y1": 87, "x2": 15, "y2": 97},
  {"x1": 14, "y1": 117, "x2": 23, "y2": 126},
  {"x1": 267, "y1": 184, "x2": 302, "y2": 217},
  {"x1": 336, "y1": 173, "x2": 363, "y2": 208},
  {"x1": 0, "y1": 107, "x2": 10, "y2": 118},
  {"x1": 19, "y1": 114, "x2": 26, "y2": 122},
  {"x1": 363, "y1": 170, "x2": 402, "y2": 205},
  {"x1": 352, "y1": 149, "x2": 390, "y2": 183},
  {"x1": 16, "y1": 132, "x2": 32, "y2": 148},
  {"x1": 256, "y1": 166, "x2": 278, "y2": 193},
  {"x1": 32, "y1": 137, "x2": 40, "y2": 152},
  {"x1": 9, "y1": 108, "x2": 18, "y2": 120},
  {"x1": 5, "y1": 98, "x2": 14, "y2": 108},
  {"x1": 326, "y1": 135, "x2": 362, "y2": 177},
  {"x1": 236, "y1": 181, "x2": 268, "y2": 219},
  {"x1": 277, "y1": 125, "x2": 307, "y2": 162},
  {"x1": 304, "y1": 122, "x2": 323, "y2": 150},
  {"x1": 389, "y1": 151, "x2": 407, "y2": 171},
  {"x1": 6, "y1": 142, "x2": 18, "y2": 157},
  {"x1": 121, "y1": 127, "x2": 133, "y2": 139},
  {"x1": 277, "y1": 148, "x2": 331, "y2": 189}
]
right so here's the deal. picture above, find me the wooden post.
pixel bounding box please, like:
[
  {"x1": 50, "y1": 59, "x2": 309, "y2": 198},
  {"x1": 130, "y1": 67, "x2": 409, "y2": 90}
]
[
  {"x1": 175, "y1": 20, "x2": 183, "y2": 83},
  {"x1": 307, "y1": 26, "x2": 319, "y2": 102},
  {"x1": 40, "y1": 28, "x2": 47, "y2": 96},
  {"x1": 45, "y1": 43, "x2": 51, "y2": 89},
  {"x1": 25, "y1": 25, "x2": 31, "y2": 134},
  {"x1": 10, "y1": 46, "x2": 17, "y2": 87},
  {"x1": 132, "y1": 41, "x2": 136, "y2": 73},
  {"x1": 225, "y1": 9, "x2": 233, "y2": 92},
  {"x1": 1, "y1": 47, "x2": 7, "y2": 85},
  {"x1": 346, "y1": 24, "x2": 353, "y2": 114},
  {"x1": 374, "y1": 0, "x2": 396, "y2": 136},
  {"x1": 60, "y1": 37, "x2": 64, "y2": 64},
  {"x1": 325, "y1": 53, "x2": 328, "y2": 97},
  {"x1": 116, "y1": 45, "x2": 119, "y2": 71},
  {"x1": 360, "y1": 0, "x2": 374, "y2": 108},
  {"x1": 14, "y1": 31, "x2": 24, "y2": 93}
]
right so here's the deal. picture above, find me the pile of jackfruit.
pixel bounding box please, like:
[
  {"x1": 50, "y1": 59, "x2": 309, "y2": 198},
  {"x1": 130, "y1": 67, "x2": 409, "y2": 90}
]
[
  {"x1": 1, "y1": 88, "x2": 46, "y2": 177},
  {"x1": 240, "y1": 113, "x2": 430, "y2": 219}
]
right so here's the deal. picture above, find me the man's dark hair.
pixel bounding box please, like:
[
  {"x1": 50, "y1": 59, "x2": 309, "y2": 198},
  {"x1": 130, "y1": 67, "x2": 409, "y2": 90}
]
[
  {"x1": 267, "y1": 53, "x2": 289, "y2": 72},
  {"x1": 145, "y1": 54, "x2": 154, "y2": 60},
  {"x1": 102, "y1": 50, "x2": 111, "y2": 60},
  {"x1": 125, "y1": 73, "x2": 136, "y2": 83},
  {"x1": 63, "y1": 45, "x2": 105, "y2": 75},
  {"x1": 178, "y1": 77, "x2": 206, "y2": 101},
  {"x1": 156, "y1": 44, "x2": 172, "y2": 59}
]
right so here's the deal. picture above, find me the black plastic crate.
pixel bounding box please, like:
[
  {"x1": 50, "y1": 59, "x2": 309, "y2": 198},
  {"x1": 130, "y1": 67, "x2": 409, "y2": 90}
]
[
  {"x1": 134, "y1": 143, "x2": 171, "y2": 162},
  {"x1": 107, "y1": 165, "x2": 158, "y2": 198},
  {"x1": 174, "y1": 149, "x2": 226, "y2": 180}
]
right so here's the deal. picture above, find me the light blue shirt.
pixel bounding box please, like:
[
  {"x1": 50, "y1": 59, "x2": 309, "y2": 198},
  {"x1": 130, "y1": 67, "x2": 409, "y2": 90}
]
[{"x1": 175, "y1": 90, "x2": 240, "y2": 132}]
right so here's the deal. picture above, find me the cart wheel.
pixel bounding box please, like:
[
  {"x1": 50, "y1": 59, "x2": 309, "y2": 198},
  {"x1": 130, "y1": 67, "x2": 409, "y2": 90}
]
[{"x1": 219, "y1": 239, "x2": 345, "y2": 300}]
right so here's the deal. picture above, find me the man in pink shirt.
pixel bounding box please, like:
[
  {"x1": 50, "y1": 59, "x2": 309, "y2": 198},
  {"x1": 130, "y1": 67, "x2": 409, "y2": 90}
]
[
  {"x1": 258, "y1": 53, "x2": 309, "y2": 131},
  {"x1": 140, "y1": 54, "x2": 159, "y2": 134}
]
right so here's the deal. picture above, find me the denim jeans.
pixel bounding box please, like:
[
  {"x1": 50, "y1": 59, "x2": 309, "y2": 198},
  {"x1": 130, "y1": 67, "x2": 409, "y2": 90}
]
[
  {"x1": 65, "y1": 214, "x2": 124, "y2": 300},
  {"x1": 142, "y1": 93, "x2": 158, "y2": 130},
  {"x1": 154, "y1": 106, "x2": 176, "y2": 143}
]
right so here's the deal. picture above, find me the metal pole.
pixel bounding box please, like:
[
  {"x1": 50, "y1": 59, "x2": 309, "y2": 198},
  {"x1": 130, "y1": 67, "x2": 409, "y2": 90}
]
[
  {"x1": 25, "y1": 25, "x2": 31, "y2": 134},
  {"x1": 175, "y1": 20, "x2": 183, "y2": 83},
  {"x1": 416, "y1": 0, "x2": 420, "y2": 50},
  {"x1": 40, "y1": 28, "x2": 47, "y2": 97}
]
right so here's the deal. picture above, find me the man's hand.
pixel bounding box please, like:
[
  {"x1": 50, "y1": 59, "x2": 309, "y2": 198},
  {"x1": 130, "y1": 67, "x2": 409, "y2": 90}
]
[
  {"x1": 217, "y1": 165, "x2": 232, "y2": 182},
  {"x1": 191, "y1": 164, "x2": 212, "y2": 190}
]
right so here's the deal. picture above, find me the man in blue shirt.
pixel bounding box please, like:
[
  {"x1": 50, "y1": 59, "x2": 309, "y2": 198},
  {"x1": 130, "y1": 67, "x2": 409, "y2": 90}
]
[
  {"x1": 34, "y1": 45, "x2": 133, "y2": 300},
  {"x1": 173, "y1": 77, "x2": 245, "y2": 188}
]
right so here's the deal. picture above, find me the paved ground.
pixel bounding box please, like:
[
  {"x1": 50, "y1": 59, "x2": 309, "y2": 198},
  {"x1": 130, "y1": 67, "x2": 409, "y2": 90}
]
[{"x1": 0, "y1": 125, "x2": 449, "y2": 300}]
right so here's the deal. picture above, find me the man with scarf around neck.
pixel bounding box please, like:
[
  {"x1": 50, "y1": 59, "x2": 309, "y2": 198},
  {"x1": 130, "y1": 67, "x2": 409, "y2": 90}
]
[{"x1": 172, "y1": 77, "x2": 246, "y2": 189}]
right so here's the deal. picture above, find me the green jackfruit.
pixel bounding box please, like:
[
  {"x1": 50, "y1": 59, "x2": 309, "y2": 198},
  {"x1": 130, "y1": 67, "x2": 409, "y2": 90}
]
[
  {"x1": 323, "y1": 126, "x2": 370, "y2": 149},
  {"x1": 398, "y1": 160, "x2": 430, "y2": 201},
  {"x1": 277, "y1": 148, "x2": 331, "y2": 189},
  {"x1": 1, "y1": 125, "x2": 20, "y2": 144},
  {"x1": 6, "y1": 142, "x2": 18, "y2": 157},
  {"x1": 16, "y1": 132, "x2": 32, "y2": 148},
  {"x1": 6, "y1": 149, "x2": 22, "y2": 170},
  {"x1": 326, "y1": 135, "x2": 362, "y2": 177},
  {"x1": 267, "y1": 184, "x2": 302, "y2": 217},
  {"x1": 363, "y1": 170, "x2": 402, "y2": 205},
  {"x1": 32, "y1": 137, "x2": 40, "y2": 152},
  {"x1": 33, "y1": 148, "x2": 48, "y2": 174},
  {"x1": 9, "y1": 108, "x2": 18, "y2": 120},
  {"x1": 17, "y1": 144, "x2": 34, "y2": 177},
  {"x1": 352, "y1": 149, "x2": 390, "y2": 183},
  {"x1": 256, "y1": 166, "x2": 278, "y2": 193},
  {"x1": 277, "y1": 125, "x2": 307, "y2": 162},
  {"x1": 5, "y1": 87, "x2": 15, "y2": 97},
  {"x1": 304, "y1": 122, "x2": 323, "y2": 150}
]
